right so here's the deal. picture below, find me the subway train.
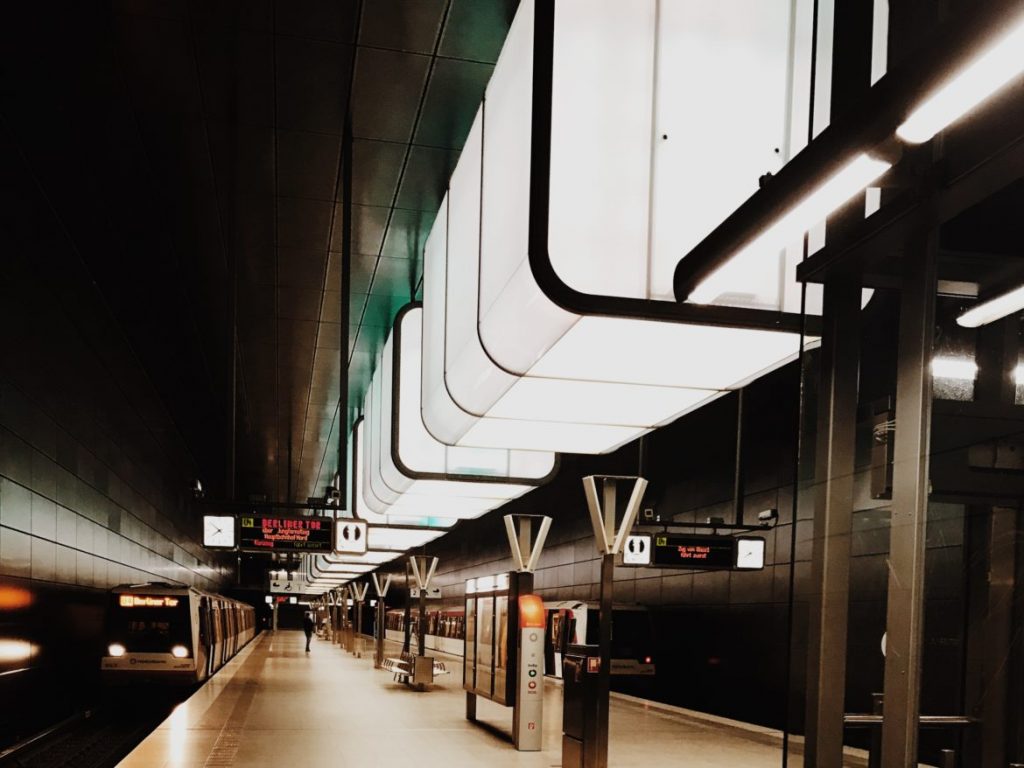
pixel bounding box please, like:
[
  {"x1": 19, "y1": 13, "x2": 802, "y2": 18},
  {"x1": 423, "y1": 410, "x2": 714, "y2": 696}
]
[
  {"x1": 544, "y1": 601, "x2": 656, "y2": 678},
  {"x1": 384, "y1": 607, "x2": 465, "y2": 656},
  {"x1": 101, "y1": 583, "x2": 255, "y2": 684},
  {"x1": 382, "y1": 602, "x2": 655, "y2": 678}
]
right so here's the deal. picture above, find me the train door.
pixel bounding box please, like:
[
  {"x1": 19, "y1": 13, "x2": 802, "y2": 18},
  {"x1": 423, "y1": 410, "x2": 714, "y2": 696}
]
[
  {"x1": 198, "y1": 597, "x2": 211, "y2": 679},
  {"x1": 219, "y1": 605, "x2": 228, "y2": 667},
  {"x1": 213, "y1": 602, "x2": 224, "y2": 671},
  {"x1": 227, "y1": 606, "x2": 236, "y2": 658}
]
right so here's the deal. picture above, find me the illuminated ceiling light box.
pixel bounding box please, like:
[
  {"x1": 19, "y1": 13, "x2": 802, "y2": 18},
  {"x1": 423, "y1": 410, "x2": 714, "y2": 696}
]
[
  {"x1": 312, "y1": 558, "x2": 376, "y2": 575},
  {"x1": 321, "y1": 550, "x2": 401, "y2": 566},
  {"x1": 354, "y1": 418, "x2": 454, "y2": 529},
  {"x1": 367, "y1": 526, "x2": 445, "y2": 552},
  {"x1": 360, "y1": 308, "x2": 556, "y2": 520},
  {"x1": 422, "y1": 0, "x2": 832, "y2": 454}
]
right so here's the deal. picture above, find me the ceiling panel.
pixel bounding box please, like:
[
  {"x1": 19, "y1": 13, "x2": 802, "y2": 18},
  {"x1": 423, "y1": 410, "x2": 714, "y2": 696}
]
[
  {"x1": 277, "y1": 197, "x2": 333, "y2": 250},
  {"x1": 438, "y1": 0, "x2": 517, "y2": 63},
  {"x1": 277, "y1": 130, "x2": 342, "y2": 200},
  {"x1": 351, "y1": 47, "x2": 431, "y2": 142},
  {"x1": 349, "y1": 293, "x2": 370, "y2": 326},
  {"x1": 64, "y1": 0, "x2": 518, "y2": 505},
  {"x1": 274, "y1": 35, "x2": 352, "y2": 134},
  {"x1": 361, "y1": 292, "x2": 407, "y2": 330},
  {"x1": 368, "y1": 256, "x2": 417, "y2": 297},
  {"x1": 191, "y1": 0, "x2": 273, "y2": 32},
  {"x1": 277, "y1": 248, "x2": 328, "y2": 287},
  {"x1": 194, "y1": 28, "x2": 274, "y2": 126},
  {"x1": 413, "y1": 57, "x2": 492, "y2": 148},
  {"x1": 395, "y1": 145, "x2": 459, "y2": 212},
  {"x1": 206, "y1": 122, "x2": 275, "y2": 200},
  {"x1": 380, "y1": 207, "x2": 434, "y2": 261},
  {"x1": 277, "y1": 317, "x2": 319, "y2": 348},
  {"x1": 274, "y1": 0, "x2": 358, "y2": 43},
  {"x1": 351, "y1": 139, "x2": 407, "y2": 206},
  {"x1": 358, "y1": 0, "x2": 447, "y2": 54},
  {"x1": 319, "y1": 291, "x2": 342, "y2": 323},
  {"x1": 279, "y1": 286, "x2": 323, "y2": 322},
  {"x1": 113, "y1": 15, "x2": 202, "y2": 116},
  {"x1": 342, "y1": 204, "x2": 389, "y2": 254}
]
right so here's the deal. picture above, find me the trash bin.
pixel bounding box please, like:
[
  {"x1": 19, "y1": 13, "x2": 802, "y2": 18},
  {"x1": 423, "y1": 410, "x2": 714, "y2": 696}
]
[{"x1": 562, "y1": 644, "x2": 602, "y2": 768}]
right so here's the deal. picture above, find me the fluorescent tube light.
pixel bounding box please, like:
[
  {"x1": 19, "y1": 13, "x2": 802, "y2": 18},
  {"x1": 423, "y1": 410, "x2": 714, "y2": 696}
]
[
  {"x1": 956, "y1": 284, "x2": 1024, "y2": 328},
  {"x1": 930, "y1": 356, "x2": 977, "y2": 380},
  {"x1": 690, "y1": 154, "x2": 892, "y2": 304},
  {"x1": 897, "y1": 15, "x2": 1024, "y2": 144}
]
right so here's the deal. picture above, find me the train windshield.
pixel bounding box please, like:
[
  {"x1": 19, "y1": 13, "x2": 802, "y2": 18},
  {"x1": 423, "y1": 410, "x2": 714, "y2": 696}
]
[
  {"x1": 107, "y1": 594, "x2": 190, "y2": 651},
  {"x1": 586, "y1": 609, "x2": 655, "y2": 659}
]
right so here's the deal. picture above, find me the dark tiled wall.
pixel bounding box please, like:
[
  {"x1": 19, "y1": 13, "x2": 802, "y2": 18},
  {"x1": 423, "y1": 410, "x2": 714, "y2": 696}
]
[
  {"x1": 0, "y1": 142, "x2": 230, "y2": 745},
  {"x1": 412, "y1": 364, "x2": 967, "y2": 734}
]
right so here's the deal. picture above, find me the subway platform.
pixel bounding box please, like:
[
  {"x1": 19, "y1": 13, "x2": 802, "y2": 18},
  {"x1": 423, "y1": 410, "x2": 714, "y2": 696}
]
[{"x1": 117, "y1": 630, "x2": 867, "y2": 768}]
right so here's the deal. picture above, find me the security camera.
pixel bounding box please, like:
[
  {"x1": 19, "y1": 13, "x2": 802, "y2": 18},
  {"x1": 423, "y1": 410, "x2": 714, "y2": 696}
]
[{"x1": 758, "y1": 508, "x2": 779, "y2": 524}]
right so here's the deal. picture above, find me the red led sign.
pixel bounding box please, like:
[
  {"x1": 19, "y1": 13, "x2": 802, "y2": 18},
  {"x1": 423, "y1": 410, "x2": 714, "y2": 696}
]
[
  {"x1": 239, "y1": 515, "x2": 334, "y2": 553},
  {"x1": 652, "y1": 534, "x2": 736, "y2": 569}
]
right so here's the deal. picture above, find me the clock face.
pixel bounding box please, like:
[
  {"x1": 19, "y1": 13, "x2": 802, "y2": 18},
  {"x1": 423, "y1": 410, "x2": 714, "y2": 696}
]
[
  {"x1": 203, "y1": 515, "x2": 236, "y2": 548},
  {"x1": 735, "y1": 538, "x2": 765, "y2": 570}
]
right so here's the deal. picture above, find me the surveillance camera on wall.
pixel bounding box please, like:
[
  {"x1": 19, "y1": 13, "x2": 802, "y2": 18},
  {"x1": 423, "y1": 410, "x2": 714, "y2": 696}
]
[{"x1": 758, "y1": 508, "x2": 779, "y2": 524}]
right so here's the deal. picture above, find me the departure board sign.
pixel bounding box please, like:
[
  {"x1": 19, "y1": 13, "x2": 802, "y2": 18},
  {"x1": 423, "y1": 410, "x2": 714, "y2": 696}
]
[
  {"x1": 649, "y1": 534, "x2": 766, "y2": 570},
  {"x1": 239, "y1": 515, "x2": 333, "y2": 553}
]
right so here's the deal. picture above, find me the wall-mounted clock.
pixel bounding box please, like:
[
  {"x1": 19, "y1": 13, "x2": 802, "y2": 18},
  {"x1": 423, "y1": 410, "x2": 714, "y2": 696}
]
[{"x1": 203, "y1": 515, "x2": 236, "y2": 548}]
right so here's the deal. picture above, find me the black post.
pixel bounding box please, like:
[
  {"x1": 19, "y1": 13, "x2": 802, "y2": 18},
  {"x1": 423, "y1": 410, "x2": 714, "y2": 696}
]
[
  {"x1": 403, "y1": 564, "x2": 411, "y2": 654},
  {"x1": 594, "y1": 479, "x2": 616, "y2": 768},
  {"x1": 338, "y1": 114, "x2": 352, "y2": 495},
  {"x1": 375, "y1": 597, "x2": 385, "y2": 667},
  {"x1": 868, "y1": 693, "x2": 884, "y2": 768},
  {"x1": 418, "y1": 588, "x2": 426, "y2": 657}
]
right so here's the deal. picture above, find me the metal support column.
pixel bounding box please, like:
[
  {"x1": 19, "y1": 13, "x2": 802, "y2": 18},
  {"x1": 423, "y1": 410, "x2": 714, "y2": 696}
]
[
  {"x1": 881, "y1": 233, "x2": 936, "y2": 767},
  {"x1": 804, "y1": 275, "x2": 861, "y2": 768},
  {"x1": 372, "y1": 574, "x2": 390, "y2": 669},
  {"x1": 980, "y1": 507, "x2": 1016, "y2": 768},
  {"x1": 418, "y1": 586, "x2": 426, "y2": 657},
  {"x1": 594, "y1": 480, "x2": 616, "y2": 768}
]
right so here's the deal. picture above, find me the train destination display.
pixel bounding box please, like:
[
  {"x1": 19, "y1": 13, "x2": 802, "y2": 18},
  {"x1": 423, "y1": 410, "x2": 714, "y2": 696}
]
[
  {"x1": 625, "y1": 533, "x2": 766, "y2": 570},
  {"x1": 239, "y1": 514, "x2": 333, "y2": 553}
]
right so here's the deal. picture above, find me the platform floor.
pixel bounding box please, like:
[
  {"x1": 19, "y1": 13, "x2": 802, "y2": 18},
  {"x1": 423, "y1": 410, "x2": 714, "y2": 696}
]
[{"x1": 117, "y1": 630, "x2": 836, "y2": 768}]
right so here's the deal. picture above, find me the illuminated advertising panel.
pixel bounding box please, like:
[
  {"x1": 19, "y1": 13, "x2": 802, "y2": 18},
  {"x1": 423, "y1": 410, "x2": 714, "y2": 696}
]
[{"x1": 239, "y1": 515, "x2": 333, "y2": 553}]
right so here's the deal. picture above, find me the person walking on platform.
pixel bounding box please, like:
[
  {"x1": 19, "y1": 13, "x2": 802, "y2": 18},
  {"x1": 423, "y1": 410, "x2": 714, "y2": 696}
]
[{"x1": 303, "y1": 612, "x2": 315, "y2": 652}]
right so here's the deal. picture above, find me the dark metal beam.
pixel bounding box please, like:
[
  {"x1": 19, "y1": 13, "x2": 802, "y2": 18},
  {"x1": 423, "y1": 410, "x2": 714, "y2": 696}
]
[
  {"x1": 803, "y1": 273, "x2": 862, "y2": 768},
  {"x1": 881, "y1": 227, "x2": 936, "y2": 766}
]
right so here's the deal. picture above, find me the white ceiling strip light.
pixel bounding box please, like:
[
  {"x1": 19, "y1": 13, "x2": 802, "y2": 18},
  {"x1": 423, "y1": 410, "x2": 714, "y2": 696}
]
[
  {"x1": 419, "y1": 0, "x2": 813, "y2": 454},
  {"x1": 896, "y1": 10, "x2": 1024, "y2": 144}
]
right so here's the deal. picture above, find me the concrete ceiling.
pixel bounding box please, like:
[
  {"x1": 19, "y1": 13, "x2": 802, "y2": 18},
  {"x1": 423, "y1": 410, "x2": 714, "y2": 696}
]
[{"x1": 0, "y1": 0, "x2": 516, "y2": 504}]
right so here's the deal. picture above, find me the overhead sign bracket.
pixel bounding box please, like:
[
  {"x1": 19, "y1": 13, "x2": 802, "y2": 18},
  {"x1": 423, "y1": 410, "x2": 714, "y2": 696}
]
[
  {"x1": 582, "y1": 475, "x2": 648, "y2": 555},
  {"x1": 503, "y1": 514, "x2": 553, "y2": 573},
  {"x1": 410, "y1": 556, "x2": 439, "y2": 591}
]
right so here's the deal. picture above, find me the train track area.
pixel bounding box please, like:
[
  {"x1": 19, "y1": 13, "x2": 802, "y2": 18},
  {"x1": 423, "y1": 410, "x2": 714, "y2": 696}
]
[{"x1": 0, "y1": 690, "x2": 186, "y2": 768}]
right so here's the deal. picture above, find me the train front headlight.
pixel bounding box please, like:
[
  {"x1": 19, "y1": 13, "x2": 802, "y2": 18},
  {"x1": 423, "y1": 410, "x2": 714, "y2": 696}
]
[
  {"x1": 171, "y1": 644, "x2": 189, "y2": 658},
  {"x1": 108, "y1": 643, "x2": 126, "y2": 657}
]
